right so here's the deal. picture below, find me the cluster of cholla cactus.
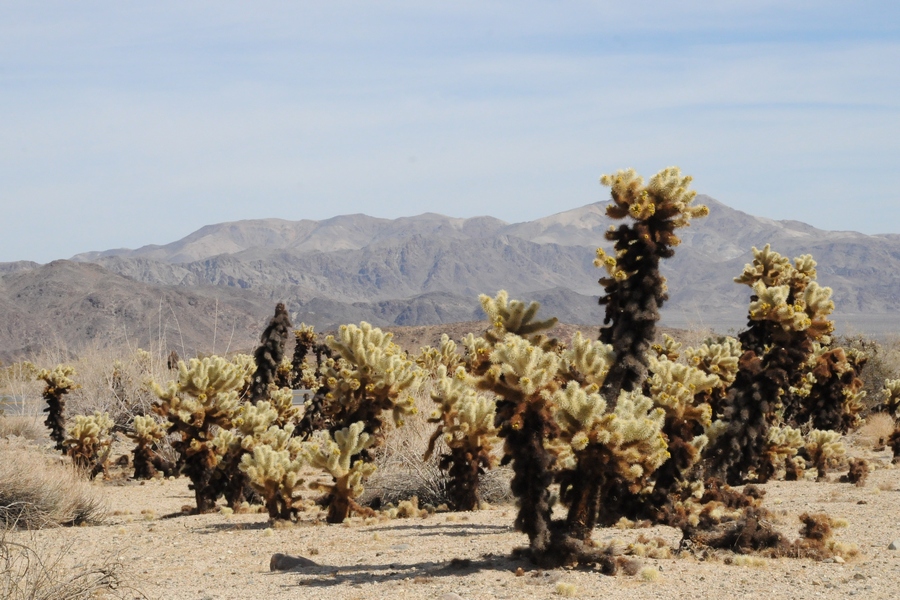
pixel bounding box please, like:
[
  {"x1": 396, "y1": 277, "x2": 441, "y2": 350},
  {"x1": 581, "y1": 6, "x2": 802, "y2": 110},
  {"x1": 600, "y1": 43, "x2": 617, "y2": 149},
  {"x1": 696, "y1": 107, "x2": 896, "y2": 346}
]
[
  {"x1": 63, "y1": 411, "x2": 113, "y2": 477},
  {"x1": 38, "y1": 364, "x2": 78, "y2": 452},
  {"x1": 458, "y1": 290, "x2": 668, "y2": 568},
  {"x1": 707, "y1": 245, "x2": 861, "y2": 484}
]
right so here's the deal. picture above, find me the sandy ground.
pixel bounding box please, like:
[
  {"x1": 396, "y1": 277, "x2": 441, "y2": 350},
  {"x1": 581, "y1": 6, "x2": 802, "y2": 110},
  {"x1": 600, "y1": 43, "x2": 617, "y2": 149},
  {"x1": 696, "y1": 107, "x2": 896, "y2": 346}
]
[{"x1": 10, "y1": 449, "x2": 900, "y2": 600}]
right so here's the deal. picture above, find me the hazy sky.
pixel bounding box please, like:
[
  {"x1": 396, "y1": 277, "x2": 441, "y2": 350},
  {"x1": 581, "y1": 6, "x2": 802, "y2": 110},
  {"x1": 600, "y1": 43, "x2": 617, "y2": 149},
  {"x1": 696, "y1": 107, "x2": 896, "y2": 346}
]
[{"x1": 2, "y1": 2, "x2": 898, "y2": 263}]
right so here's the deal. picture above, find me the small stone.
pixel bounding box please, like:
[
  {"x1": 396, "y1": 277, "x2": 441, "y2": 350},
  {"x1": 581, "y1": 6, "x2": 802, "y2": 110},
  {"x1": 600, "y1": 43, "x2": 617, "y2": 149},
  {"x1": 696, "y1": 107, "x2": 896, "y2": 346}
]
[
  {"x1": 391, "y1": 544, "x2": 411, "y2": 551},
  {"x1": 515, "y1": 567, "x2": 525, "y2": 576},
  {"x1": 889, "y1": 540, "x2": 900, "y2": 550},
  {"x1": 853, "y1": 573, "x2": 866, "y2": 580},
  {"x1": 270, "y1": 553, "x2": 318, "y2": 571},
  {"x1": 834, "y1": 556, "x2": 845, "y2": 564}
]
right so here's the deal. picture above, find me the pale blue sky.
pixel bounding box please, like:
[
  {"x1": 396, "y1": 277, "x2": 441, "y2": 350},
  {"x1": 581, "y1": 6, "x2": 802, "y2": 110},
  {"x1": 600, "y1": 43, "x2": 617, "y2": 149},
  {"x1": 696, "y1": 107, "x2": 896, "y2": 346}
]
[{"x1": 1, "y1": 1, "x2": 898, "y2": 263}]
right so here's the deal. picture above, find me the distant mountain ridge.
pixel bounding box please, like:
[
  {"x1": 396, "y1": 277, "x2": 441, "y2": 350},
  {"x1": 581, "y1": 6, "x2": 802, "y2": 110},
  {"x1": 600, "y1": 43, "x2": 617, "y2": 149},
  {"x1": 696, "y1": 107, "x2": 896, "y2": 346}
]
[{"x1": 1, "y1": 196, "x2": 898, "y2": 360}]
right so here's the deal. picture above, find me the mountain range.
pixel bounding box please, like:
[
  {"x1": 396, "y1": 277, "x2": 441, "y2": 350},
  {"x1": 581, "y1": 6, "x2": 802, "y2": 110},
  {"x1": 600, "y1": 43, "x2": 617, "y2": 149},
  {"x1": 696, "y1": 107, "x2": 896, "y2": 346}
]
[{"x1": 1, "y1": 196, "x2": 898, "y2": 361}]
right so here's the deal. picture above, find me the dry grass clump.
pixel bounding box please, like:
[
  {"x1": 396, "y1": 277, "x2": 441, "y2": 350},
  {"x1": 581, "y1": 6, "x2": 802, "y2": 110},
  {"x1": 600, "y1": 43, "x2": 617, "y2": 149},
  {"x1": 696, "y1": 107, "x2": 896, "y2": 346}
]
[
  {"x1": 0, "y1": 528, "x2": 125, "y2": 600},
  {"x1": 0, "y1": 416, "x2": 47, "y2": 442},
  {"x1": 0, "y1": 440, "x2": 105, "y2": 529},
  {"x1": 855, "y1": 413, "x2": 896, "y2": 448}
]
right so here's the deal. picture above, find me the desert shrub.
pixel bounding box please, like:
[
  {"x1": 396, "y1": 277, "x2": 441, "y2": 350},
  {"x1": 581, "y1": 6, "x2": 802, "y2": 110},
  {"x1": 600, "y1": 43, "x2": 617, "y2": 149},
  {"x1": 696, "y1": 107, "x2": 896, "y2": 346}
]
[
  {"x1": 0, "y1": 440, "x2": 105, "y2": 529},
  {"x1": 0, "y1": 529, "x2": 124, "y2": 600},
  {"x1": 364, "y1": 402, "x2": 450, "y2": 508},
  {"x1": 0, "y1": 416, "x2": 46, "y2": 441}
]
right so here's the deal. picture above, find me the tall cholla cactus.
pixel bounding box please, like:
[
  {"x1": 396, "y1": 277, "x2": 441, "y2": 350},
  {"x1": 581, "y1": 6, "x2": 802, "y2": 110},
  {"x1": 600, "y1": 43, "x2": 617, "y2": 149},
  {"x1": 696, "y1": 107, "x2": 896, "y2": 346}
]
[
  {"x1": 683, "y1": 336, "x2": 742, "y2": 417},
  {"x1": 321, "y1": 322, "x2": 421, "y2": 438},
  {"x1": 64, "y1": 411, "x2": 114, "y2": 477},
  {"x1": 127, "y1": 415, "x2": 170, "y2": 479},
  {"x1": 151, "y1": 356, "x2": 244, "y2": 512},
  {"x1": 596, "y1": 167, "x2": 708, "y2": 405},
  {"x1": 38, "y1": 364, "x2": 78, "y2": 452},
  {"x1": 425, "y1": 365, "x2": 499, "y2": 511},
  {"x1": 304, "y1": 421, "x2": 377, "y2": 523},
  {"x1": 250, "y1": 303, "x2": 293, "y2": 402}
]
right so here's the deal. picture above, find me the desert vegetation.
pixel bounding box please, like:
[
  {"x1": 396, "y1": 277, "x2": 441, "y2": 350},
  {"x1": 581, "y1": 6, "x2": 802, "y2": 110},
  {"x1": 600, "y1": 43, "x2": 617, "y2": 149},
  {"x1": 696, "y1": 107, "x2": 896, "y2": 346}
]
[{"x1": 2, "y1": 167, "x2": 900, "y2": 597}]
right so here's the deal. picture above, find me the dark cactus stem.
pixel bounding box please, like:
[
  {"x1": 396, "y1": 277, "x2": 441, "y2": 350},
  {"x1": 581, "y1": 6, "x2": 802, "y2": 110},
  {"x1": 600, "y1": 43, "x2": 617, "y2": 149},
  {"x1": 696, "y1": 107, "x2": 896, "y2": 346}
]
[
  {"x1": 132, "y1": 444, "x2": 158, "y2": 480},
  {"x1": 707, "y1": 349, "x2": 793, "y2": 485},
  {"x1": 43, "y1": 389, "x2": 69, "y2": 453},
  {"x1": 598, "y1": 212, "x2": 678, "y2": 407},
  {"x1": 788, "y1": 347, "x2": 865, "y2": 433},
  {"x1": 442, "y1": 446, "x2": 486, "y2": 512},
  {"x1": 495, "y1": 396, "x2": 557, "y2": 555},
  {"x1": 250, "y1": 303, "x2": 293, "y2": 402},
  {"x1": 167, "y1": 350, "x2": 180, "y2": 370}
]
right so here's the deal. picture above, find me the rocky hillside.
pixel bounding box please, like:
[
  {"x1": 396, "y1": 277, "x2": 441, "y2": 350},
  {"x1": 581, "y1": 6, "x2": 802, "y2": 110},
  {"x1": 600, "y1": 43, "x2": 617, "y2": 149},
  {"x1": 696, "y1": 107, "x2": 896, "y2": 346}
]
[{"x1": 2, "y1": 196, "x2": 898, "y2": 360}]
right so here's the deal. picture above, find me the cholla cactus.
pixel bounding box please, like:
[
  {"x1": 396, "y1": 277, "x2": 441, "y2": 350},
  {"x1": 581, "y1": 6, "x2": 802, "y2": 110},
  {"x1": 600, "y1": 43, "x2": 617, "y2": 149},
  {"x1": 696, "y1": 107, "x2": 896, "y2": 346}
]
[
  {"x1": 480, "y1": 290, "x2": 559, "y2": 348},
  {"x1": 127, "y1": 414, "x2": 170, "y2": 479},
  {"x1": 425, "y1": 365, "x2": 499, "y2": 511},
  {"x1": 708, "y1": 246, "x2": 843, "y2": 485},
  {"x1": 639, "y1": 355, "x2": 714, "y2": 512},
  {"x1": 37, "y1": 364, "x2": 78, "y2": 452},
  {"x1": 416, "y1": 334, "x2": 464, "y2": 374},
  {"x1": 651, "y1": 334, "x2": 682, "y2": 361},
  {"x1": 554, "y1": 387, "x2": 668, "y2": 534},
  {"x1": 684, "y1": 336, "x2": 742, "y2": 416},
  {"x1": 239, "y1": 443, "x2": 306, "y2": 521},
  {"x1": 883, "y1": 379, "x2": 900, "y2": 418},
  {"x1": 804, "y1": 429, "x2": 846, "y2": 481},
  {"x1": 304, "y1": 421, "x2": 377, "y2": 523},
  {"x1": 596, "y1": 167, "x2": 708, "y2": 405},
  {"x1": 321, "y1": 322, "x2": 421, "y2": 436},
  {"x1": 151, "y1": 356, "x2": 245, "y2": 512},
  {"x1": 250, "y1": 303, "x2": 293, "y2": 402},
  {"x1": 882, "y1": 379, "x2": 900, "y2": 463},
  {"x1": 472, "y1": 292, "x2": 668, "y2": 568},
  {"x1": 761, "y1": 425, "x2": 805, "y2": 481},
  {"x1": 64, "y1": 411, "x2": 113, "y2": 477}
]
